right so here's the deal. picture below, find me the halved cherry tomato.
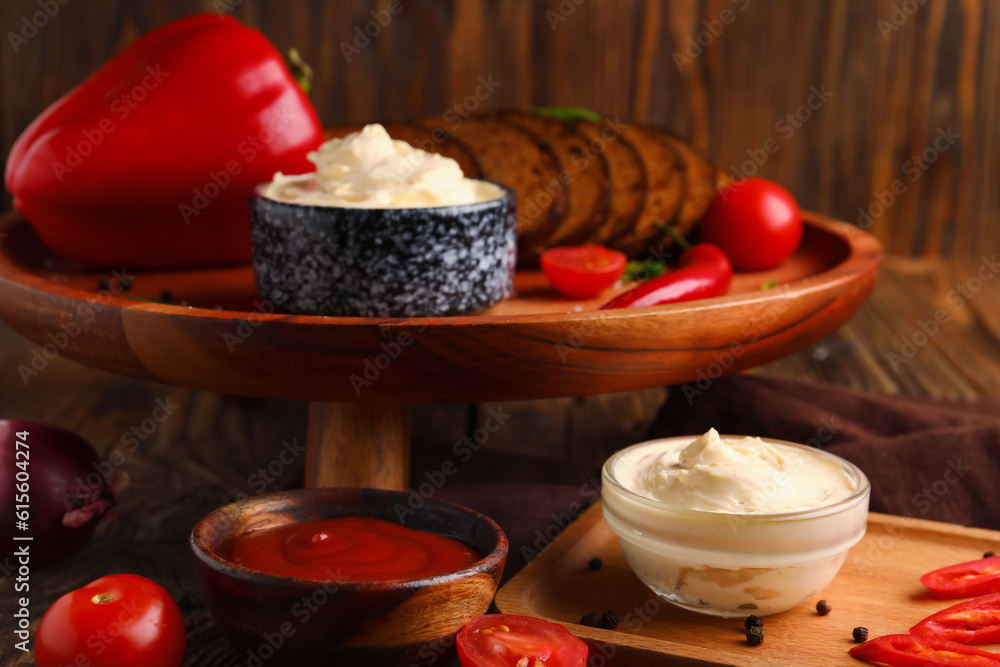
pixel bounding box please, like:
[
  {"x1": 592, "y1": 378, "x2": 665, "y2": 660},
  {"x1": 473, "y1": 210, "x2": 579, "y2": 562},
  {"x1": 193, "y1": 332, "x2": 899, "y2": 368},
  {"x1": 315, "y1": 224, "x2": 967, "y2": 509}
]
[
  {"x1": 911, "y1": 593, "x2": 1000, "y2": 644},
  {"x1": 699, "y1": 177, "x2": 803, "y2": 271},
  {"x1": 35, "y1": 574, "x2": 186, "y2": 667},
  {"x1": 457, "y1": 614, "x2": 588, "y2": 667},
  {"x1": 541, "y1": 245, "x2": 627, "y2": 298},
  {"x1": 921, "y1": 555, "x2": 1000, "y2": 598},
  {"x1": 849, "y1": 634, "x2": 1000, "y2": 666}
]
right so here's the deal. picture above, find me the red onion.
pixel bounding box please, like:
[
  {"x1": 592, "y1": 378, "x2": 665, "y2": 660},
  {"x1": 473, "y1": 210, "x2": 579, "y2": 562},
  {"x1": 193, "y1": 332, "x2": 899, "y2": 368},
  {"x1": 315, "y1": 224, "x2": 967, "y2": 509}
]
[{"x1": 1, "y1": 420, "x2": 126, "y2": 567}]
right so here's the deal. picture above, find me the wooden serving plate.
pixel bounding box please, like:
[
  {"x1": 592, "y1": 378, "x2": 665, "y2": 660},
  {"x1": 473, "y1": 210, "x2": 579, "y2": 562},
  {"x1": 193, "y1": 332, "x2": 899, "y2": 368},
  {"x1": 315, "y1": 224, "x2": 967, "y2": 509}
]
[
  {"x1": 496, "y1": 501, "x2": 1000, "y2": 666},
  {"x1": 0, "y1": 212, "x2": 881, "y2": 489}
]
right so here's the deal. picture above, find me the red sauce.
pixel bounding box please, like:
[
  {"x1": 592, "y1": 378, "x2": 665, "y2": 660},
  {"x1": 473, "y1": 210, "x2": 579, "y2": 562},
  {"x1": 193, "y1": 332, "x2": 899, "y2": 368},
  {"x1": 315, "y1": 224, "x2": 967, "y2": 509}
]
[{"x1": 220, "y1": 516, "x2": 481, "y2": 581}]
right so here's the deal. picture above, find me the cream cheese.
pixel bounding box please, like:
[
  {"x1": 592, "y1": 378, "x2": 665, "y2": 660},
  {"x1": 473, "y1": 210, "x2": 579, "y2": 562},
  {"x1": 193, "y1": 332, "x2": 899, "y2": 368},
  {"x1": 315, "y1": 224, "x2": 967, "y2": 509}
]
[
  {"x1": 613, "y1": 428, "x2": 857, "y2": 513},
  {"x1": 263, "y1": 123, "x2": 504, "y2": 208}
]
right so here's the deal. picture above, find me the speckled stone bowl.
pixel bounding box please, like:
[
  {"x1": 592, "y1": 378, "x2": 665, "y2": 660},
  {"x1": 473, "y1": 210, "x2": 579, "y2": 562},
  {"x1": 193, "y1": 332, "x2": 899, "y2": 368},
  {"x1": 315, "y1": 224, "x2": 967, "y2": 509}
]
[{"x1": 249, "y1": 184, "x2": 517, "y2": 317}]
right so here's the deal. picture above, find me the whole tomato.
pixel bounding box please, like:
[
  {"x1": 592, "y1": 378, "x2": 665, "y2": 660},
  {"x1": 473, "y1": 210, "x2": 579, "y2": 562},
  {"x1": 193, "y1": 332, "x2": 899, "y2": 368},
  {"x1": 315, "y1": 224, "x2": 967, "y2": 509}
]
[
  {"x1": 35, "y1": 574, "x2": 186, "y2": 667},
  {"x1": 699, "y1": 177, "x2": 803, "y2": 271}
]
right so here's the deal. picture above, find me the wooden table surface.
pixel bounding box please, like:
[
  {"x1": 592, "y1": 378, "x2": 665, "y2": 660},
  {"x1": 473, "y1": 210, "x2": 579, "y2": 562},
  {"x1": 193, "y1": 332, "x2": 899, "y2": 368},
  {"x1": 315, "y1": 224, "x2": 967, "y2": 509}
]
[{"x1": 1, "y1": 255, "x2": 999, "y2": 665}]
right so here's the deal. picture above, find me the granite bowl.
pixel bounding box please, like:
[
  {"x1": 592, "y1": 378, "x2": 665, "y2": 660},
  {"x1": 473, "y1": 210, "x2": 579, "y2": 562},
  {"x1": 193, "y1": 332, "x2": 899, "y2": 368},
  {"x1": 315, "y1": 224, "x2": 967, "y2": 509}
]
[
  {"x1": 249, "y1": 184, "x2": 517, "y2": 317},
  {"x1": 190, "y1": 488, "x2": 508, "y2": 666}
]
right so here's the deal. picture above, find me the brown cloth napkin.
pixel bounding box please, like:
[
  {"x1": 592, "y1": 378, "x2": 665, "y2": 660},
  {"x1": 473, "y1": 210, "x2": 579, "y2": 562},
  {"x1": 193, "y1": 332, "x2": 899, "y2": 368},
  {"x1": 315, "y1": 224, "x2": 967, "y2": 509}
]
[{"x1": 645, "y1": 375, "x2": 1000, "y2": 532}]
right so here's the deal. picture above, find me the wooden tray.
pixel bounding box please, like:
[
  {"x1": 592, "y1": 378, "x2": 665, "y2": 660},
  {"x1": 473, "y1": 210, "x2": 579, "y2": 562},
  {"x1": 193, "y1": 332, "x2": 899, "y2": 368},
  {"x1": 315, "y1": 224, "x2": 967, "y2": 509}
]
[
  {"x1": 0, "y1": 212, "x2": 879, "y2": 404},
  {"x1": 0, "y1": 212, "x2": 880, "y2": 489},
  {"x1": 495, "y1": 501, "x2": 1000, "y2": 666}
]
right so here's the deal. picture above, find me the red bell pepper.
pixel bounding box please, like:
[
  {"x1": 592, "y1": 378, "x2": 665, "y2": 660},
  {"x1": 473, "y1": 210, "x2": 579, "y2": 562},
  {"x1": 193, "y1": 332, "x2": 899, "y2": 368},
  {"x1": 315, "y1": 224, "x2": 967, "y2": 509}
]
[
  {"x1": 849, "y1": 634, "x2": 1000, "y2": 666},
  {"x1": 911, "y1": 594, "x2": 1000, "y2": 644},
  {"x1": 921, "y1": 555, "x2": 1000, "y2": 599},
  {"x1": 5, "y1": 14, "x2": 322, "y2": 269},
  {"x1": 600, "y1": 243, "x2": 732, "y2": 309}
]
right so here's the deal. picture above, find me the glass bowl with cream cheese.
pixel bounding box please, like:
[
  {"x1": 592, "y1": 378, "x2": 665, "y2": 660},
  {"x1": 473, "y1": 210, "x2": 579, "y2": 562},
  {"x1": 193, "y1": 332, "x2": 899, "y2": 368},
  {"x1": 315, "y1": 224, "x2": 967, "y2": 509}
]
[
  {"x1": 602, "y1": 429, "x2": 870, "y2": 617},
  {"x1": 250, "y1": 124, "x2": 515, "y2": 317}
]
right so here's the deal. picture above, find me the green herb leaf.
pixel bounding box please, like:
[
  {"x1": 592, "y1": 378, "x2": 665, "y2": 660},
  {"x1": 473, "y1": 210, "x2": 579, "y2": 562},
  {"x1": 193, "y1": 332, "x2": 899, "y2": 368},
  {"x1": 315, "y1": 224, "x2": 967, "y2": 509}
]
[
  {"x1": 623, "y1": 260, "x2": 667, "y2": 282},
  {"x1": 530, "y1": 106, "x2": 603, "y2": 123},
  {"x1": 758, "y1": 280, "x2": 778, "y2": 290},
  {"x1": 655, "y1": 222, "x2": 692, "y2": 250}
]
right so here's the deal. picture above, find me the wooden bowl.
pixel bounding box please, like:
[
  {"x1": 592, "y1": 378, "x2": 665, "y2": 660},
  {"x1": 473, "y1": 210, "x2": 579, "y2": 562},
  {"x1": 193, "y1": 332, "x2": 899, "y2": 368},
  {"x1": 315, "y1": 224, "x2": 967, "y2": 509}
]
[{"x1": 189, "y1": 489, "x2": 508, "y2": 666}]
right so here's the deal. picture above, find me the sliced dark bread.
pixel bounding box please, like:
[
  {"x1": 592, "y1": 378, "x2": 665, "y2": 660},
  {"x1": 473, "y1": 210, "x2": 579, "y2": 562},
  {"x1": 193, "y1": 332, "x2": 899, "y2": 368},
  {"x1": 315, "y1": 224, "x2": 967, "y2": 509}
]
[
  {"x1": 658, "y1": 130, "x2": 720, "y2": 233},
  {"x1": 500, "y1": 111, "x2": 611, "y2": 250},
  {"x1": 417, "y1": 115, "x2": 567, "y2": 262},
  {"x1": 612, "y1": 125, "x2": 686, "y2": 257},
  {"x1": 576, "y1": 119, "x2": 647, "y2": 247}
]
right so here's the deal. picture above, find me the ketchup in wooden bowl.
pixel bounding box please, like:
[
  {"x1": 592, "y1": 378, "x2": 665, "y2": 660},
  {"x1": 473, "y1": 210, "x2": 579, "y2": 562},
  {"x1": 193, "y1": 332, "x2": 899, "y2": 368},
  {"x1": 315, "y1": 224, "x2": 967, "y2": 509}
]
[
  {"x1": 190, "y1": 488, "x2": 508, "y2": 667},
  {"x1": 220, "y1": 516, "x2": 481, "y2": 581}
]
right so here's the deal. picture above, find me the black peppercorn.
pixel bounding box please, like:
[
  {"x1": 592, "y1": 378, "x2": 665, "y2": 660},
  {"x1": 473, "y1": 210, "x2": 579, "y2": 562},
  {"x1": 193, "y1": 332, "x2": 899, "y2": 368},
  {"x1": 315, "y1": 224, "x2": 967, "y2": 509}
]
[
  {"x1": 588, "y1": 557, "x2": 603, "y2": 571},
  {"x1": 580, "y1": 612, "x2": 601, "y2": 628},
  {"x1": 600, "y1": 611, "x2": 619, "y2": 630},
  {"x1": 816, "y1": 599, "x2": 832, "y2": 616},
  {"x1": 97, "y1": 276, "x2": 111, "y2": 291},
  {"x1": 160, "y1": 289, "x2": 173, "y2": 303},
  {"x1": 744, "y1": 614, "x2": 763, "y2": 630},
  {"x1": 853, "y1": 627, "x2": 868, "y2": 643},
  {"x1": 985, "y1": 551, "x2": 996, "y2": 558},
  {"x1": 746, "y1": 625, "x2": 765, "y2": 646},
  {"x1": 118, "y1": 276, "x2": 133, "y2": 291}
]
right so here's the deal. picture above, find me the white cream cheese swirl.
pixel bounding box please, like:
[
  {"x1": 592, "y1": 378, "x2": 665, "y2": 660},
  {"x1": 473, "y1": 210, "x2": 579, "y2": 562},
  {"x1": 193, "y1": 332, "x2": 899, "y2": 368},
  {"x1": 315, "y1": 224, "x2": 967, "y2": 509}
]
[
  {"x1": 263, "y1": 123, "x2": 504, "y2": 208},
  {"x1": 615, "y1": 429, "x2": 858, "y2": 513}
]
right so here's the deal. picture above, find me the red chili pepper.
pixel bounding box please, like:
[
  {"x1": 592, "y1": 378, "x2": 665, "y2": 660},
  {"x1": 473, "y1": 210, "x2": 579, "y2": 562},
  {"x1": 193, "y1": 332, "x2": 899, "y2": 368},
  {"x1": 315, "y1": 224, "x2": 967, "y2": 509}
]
[
  {"x1": 911, "y1": 593, "x2": 1000, "y2": 644},
  {"x1": 921, "y1": 555, "x2": 1000, "y2": 599},
  {"x1": 849, "y1": 633, "x2": 1000, "y2": 666},
  {"x1": 5, "y1": 14, "x2": 323, "y2": 269},
  {"x1": 600, "y1": 243, "x2": 732, "y2": 309}
]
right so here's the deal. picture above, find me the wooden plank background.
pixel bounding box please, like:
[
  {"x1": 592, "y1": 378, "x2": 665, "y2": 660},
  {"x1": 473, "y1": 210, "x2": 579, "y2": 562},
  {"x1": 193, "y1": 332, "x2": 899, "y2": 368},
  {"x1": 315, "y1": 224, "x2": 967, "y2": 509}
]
[{"x1": 1, "y1": 0, "x2": 997, "y2": 257}]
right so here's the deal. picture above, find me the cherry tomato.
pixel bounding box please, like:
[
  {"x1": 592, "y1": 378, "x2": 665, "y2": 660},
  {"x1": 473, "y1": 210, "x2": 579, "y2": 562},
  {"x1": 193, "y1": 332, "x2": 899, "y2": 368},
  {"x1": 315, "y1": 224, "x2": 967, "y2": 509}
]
[
  {"x1": 35, "y1": 574, "x2": 186, "y2": 667},
  {"x1": 541, "y1": 245, "x2": 627, "y2": 298},
  {"x1": 849, "y1": 633, "x2": 1000, "y2": 666},
  {"x1": 911, "y1": 593, "x2": 1000, "y2": 644},
  {"x1": 457, "y1": 614, "x2": 588, "y2": 667},
  {"x1": 699, "y1": 177, "x2": 803, "y2": 271},
  {"x1": 921, "y1": 555, "x2": 1000, "y2": 598}
]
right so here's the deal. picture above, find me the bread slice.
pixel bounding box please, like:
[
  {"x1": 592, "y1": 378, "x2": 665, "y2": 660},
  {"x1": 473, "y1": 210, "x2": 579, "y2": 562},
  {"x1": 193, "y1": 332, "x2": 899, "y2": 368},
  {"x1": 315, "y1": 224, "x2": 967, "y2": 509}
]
[
  {"x1": 500, "y1": 111, "x2": 610, "y2": 251},
  {"x1": 576, "y1": 119, "x2": 647, "y2": 247},
  {"x1": 611, "y1": 125, "x2": 686, "y2": 257},
  {"x1": 658, "y1": 130, "x2": 720, "y2": 234}
]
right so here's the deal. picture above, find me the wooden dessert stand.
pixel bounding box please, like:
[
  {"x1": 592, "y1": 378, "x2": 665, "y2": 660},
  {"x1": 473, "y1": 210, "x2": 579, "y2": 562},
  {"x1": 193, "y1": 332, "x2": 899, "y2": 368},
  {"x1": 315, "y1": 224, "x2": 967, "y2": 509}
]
[{"x1": 0, "y1": 212, "x2": 881, "y2": 491}]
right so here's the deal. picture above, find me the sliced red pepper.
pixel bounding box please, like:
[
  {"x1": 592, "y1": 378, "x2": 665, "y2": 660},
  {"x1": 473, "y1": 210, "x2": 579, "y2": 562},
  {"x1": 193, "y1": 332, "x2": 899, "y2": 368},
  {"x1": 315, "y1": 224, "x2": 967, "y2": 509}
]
[
  {"x1": 911, "y1": 594, "x2": 1000, "y2": 644},
  {"x1": 849, "y1": 634, "x2": 1000, "y2": 666},
  {"x1": 921, "y1": 555, "x2": 1000, "y2": 599},
  {"x1": 5, "y1": 14, "x2": 323, "y2": 269},
  {"x1": 600, "y1": 243, "x2": 732, "y2": 309}
]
